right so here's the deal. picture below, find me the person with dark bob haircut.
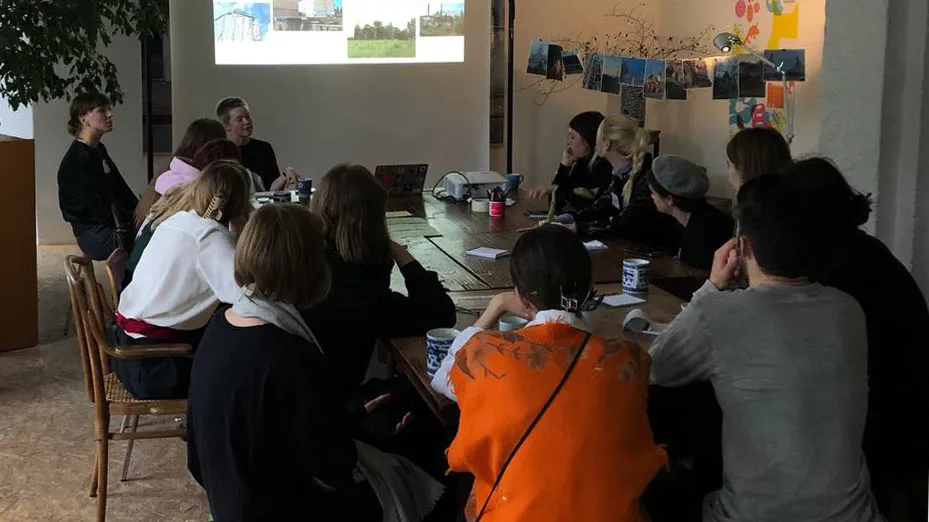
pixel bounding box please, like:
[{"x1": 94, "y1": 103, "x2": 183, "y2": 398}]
[
  {"x1": 57, "y1": 92, "x2": 139, "y2": 260},
  {"x1": 649, "y1": 175, "x2": 883, "y2": 522},
  {"x1": 785, "y1": 157, "x2": 929, "y2": 520},
  {"x1": 431, "y1": 225, "x2": 667, "y2": 522},
  {"x1": 645, "y1": 154, "x2": 734, "y2": 269},
  {"x1": 725, "y1": 127, "x2": 792, "y2": 190}
]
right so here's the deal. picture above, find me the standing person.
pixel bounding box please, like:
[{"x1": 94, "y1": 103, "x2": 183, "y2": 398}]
[
  {"x1": 57, "y1": 92, "x2": 139, "y2": 260},
  {"x1": 111, "y1": 160, "x2": 253, "y2": 400},
  {"x1": 215, "y1": 96, "x2": 292, "y2": 190},
  {"x1": 725, "y1": 127, "x2": 792, "y2": 190},
  {"x1": 648, "y1": 175, "x2": 883, "y2": 522},
  {"x1": 134, "y1": 118, "x2": 227, "y2": 228},
  {"x1": 431, "y1": 225, "x2": 667, "y2": 522},
  {"x1": 646, "y1": 154, "x2": 734, "y2": 269},
  {"x1": 785, "y1": 158, "x2": 929, "y2": 521},
  {"x1": 305, "y1": 163, "x2": 456, "y2": 403},
  {"x1": 527, "y1": 111, "x2": 613, "y2": 213}
]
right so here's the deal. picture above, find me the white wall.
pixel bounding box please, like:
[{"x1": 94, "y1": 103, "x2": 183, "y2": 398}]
[
  {"x1": 0, "y1": 99, "x2": 34, "y2": 139},
  {"x1": 34, "y1": 35, "x2": 146, "y2": 245},
  {"x1": 169, "y1": 0, "x2": 490, "y2": 185}
]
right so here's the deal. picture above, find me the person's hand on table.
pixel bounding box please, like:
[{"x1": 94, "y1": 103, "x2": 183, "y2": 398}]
[
  {"x1": 527, "y1": 187, "x2": 552, "y2": 200},
  {"x1": 709, "y1": 238, "x2": 740, "y2": 290},
  {"x1": 475, "y1": 291, "x2": 532, "y2": 329},
  {"x1": 389, "y1": 239, "x2": 416, "y2": 268},
  {"x1": 561, "y1": 147, "x2": 578, "y2": 167}
]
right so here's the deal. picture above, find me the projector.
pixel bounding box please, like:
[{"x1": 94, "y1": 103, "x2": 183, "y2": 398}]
[{"x1": 444, "y1": 171, "x2": 508, "y2": 201}]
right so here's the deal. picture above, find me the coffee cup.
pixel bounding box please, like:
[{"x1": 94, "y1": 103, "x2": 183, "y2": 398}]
[
  {"x1": 498, "y1": 315, "x2": 529, "y2": 331},
  {"x1": 505, "y1": 173, "x2": 524, "y2": 192},
  {"x1": 426, "y1": 328, "x2": 459, "y2": 377},
  {"x1": 489, "y1": 200, "x2": 506, "y2": 217},
  {"x1": 622, "y1": 258, "x2": 651, "y2": 294}
]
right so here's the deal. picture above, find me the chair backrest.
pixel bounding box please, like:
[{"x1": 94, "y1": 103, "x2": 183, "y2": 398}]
[
  {"x1": 64, "y1": 255, "x2": 109, "y2": 405},
  {"x1": 103, "y1": 247, "x2": 128, "y2": 309}
]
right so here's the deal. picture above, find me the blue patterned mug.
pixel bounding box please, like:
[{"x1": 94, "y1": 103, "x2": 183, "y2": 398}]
[
  {"x1": 426, "y1": 328, "x2": 460, "y2": 377},
  {"x1": 622, "y1": 258, "x2": 651, "y2": 294}
]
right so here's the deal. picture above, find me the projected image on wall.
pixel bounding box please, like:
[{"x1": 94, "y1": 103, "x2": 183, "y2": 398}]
[{"x1": 213, "y1": 0, "x2": 466, "y2": 64}]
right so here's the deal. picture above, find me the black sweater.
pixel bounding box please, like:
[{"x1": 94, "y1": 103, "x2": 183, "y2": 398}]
[
  {"x1": 57, "y1": 140, "x2": 138, "y2": 235},
  {"x1": 676, "y1": 200, "x2": 735, "y2": 270},
  {"x1": 303, "y1": 248, "x2": 457, "y2": 402},
  {"x1": 187, "y1": 311, "x2": 374, "y2": 521},
  {"x1": 809, "y1": 230, "x2": 929, "y2": 477},
  {"x1": 240, "y1": 138, "x2": 280, "y2": 190},
  {"x1": 551, "y1": 156, "x2": 614, "y2": 212}
]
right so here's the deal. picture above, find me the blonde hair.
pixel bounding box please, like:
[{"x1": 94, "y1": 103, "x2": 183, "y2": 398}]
[
  {"x1": 148, "y1": 160, "x2": 253, "y2": 230},
  {"x1": 598, "y1": 115, "x2": 650, "y2": 205}
]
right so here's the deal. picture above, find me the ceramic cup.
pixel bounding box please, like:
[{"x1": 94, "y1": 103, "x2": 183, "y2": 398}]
[
  {"x1": 426, "y1": 328, "x2": 460, "y2": 377},
  {"x1": 622, "y1": 258, "x2": 651, "y2": 294},
  {"x1": 498, "y1": 315, "x2": 529, "y2": 331},
  {"x1": 505, "y1": 173, "x2": 524, "y2": 192},
  {"x1": 489, "y1": 200, "x2": 506, "y2": 217}
]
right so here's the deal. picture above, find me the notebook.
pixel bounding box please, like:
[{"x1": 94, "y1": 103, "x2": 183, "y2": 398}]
[{"x1": 466, "y1": 247, "x2": 509, "y2": 259}]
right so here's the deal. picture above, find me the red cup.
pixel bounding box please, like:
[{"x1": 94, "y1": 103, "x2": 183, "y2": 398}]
[{"x1": 489, "y1": 201, "x2": 506, "y2": 217}]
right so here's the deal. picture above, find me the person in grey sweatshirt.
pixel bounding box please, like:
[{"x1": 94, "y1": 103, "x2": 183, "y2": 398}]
[{"x1": 649, "y1": 175, "x2": 884, "y2": 522}]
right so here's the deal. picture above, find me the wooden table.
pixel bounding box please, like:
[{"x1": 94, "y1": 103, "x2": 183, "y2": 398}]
[{"x1": 386, "y1": 283, "x2": 684, "y2": 426}]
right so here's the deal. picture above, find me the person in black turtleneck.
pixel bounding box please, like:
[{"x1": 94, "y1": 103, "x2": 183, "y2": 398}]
[
  {"x1": 528, "y1": 111, "x2": 613, "y2": 213},
  {"x1": 57, "y1": 92, "x2": 138, "y2": 260},
  {"x1": 215, "y1": 96, "x2": 294, "y2": 191},
  {"x1": 304, "y1": 163, "x2": 457, "y2": 404}
]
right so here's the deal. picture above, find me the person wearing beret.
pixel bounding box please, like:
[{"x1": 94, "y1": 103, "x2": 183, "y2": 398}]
[{"x1": 646, "y1": 155, "x2": 734, "y2": 270}]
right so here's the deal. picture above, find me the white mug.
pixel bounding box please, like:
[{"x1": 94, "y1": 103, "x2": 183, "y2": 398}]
[
  {"x1": 622, "y1": 258, "x2": 651, "y2": 294},
  {"x1": 498, "y1": 315, "x2": 529, "y2": 331}
]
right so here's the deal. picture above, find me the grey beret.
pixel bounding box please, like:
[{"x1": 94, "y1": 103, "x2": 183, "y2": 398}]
[{"x1": 652, "y1": 154, "x2": 710, "y2": 199}]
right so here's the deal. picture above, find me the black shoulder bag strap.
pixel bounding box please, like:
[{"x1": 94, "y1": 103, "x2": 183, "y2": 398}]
[{"x1": 474, "y1": 332, "x2": 593, "y2": 521}]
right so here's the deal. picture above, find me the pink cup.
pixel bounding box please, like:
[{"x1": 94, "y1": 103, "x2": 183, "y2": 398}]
[{"x1": 489, "y1": 201, "x2": 506, "y2": 217}]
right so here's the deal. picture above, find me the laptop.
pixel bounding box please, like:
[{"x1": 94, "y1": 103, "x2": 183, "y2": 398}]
[{"x1": 374, "y1": 164, "x2": 429, "y2": 196}]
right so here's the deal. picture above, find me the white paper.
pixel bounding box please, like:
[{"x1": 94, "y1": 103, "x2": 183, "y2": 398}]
[
  {"x1": 603, "y1": 294, "x2": 646, "y2": 307},
  {"x1": 385, "y1": 210, "x2": 413, "y2": 218},
  {"x1": 466, "y1": 247, "x2": 509, "y2": 259},
  {"x1": 622, "y1": 308, "x2": 668, "y2": 336},
  {"x1": 584, "y1": 240, "x2": 608, "y2": 251}
]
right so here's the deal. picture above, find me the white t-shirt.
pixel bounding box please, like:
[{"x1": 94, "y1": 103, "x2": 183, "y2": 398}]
[{"x1": 118, "y1": 210, "x2": 241, "y2": 337}]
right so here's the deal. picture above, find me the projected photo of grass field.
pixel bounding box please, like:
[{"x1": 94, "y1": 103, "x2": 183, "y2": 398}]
[{"x1": 348, "y1": 17, "x2": 416, "y2": 58}]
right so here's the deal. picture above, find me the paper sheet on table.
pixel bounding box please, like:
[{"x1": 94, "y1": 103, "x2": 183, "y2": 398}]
[
  {"x1": 466, "y1": 247, "x2": 509, "y2": 259},
  {"x1": 386, "y1": 211, "x2": 413, "y2": 218},
  {"x1": 603, "y1": 294, "x2": 646, "y2": 307},
  {"x1": 622, "y1": 308, "x2": 668, "y2": 336},
  {"x1": 584, "y1": 239, "x2": 608, "y2": 251}
]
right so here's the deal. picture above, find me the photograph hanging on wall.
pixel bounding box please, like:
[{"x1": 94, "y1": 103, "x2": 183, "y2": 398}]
[
  {"x1": 583, "y1": 53, "x2": 603, "y2": 90},
  {"x1": 621, "y1": 85, "x2": 647, "y2": 127},
  {"x1": 713, "y1": 56, "x2": 740, "y2": 99},
  {"x1": 600, "y1": 56, "x2": 623, "y2": 95},
  {"x1": 547, "y1": 44, "x2": 564, "y2": 80},
  {"x1": 620, "y1": 57, "x2": 647, "y2": 86},
  {"x1": 665, "y1": 59, "x2": 687, "y2": 100},
  {"x1": 527, "y1": 40, "x2": 549, "y2": 76},
  {"x1": 763, "y1": 49, "x2": 805, "y2": 81},
  {"x1": 643, "y1": 59, "x2": 665, "y2": 99},
  {"x1": 739, "y1": 56, "x2": 766, "y2": 98},
  {"x1": 681, "y1": 60, "x2": 695, "y2": 89},
  {"x1": 766, "y1": 82, "x2": 785, "y2": 109},
  {"x1": 562, "y1": 50, "x2": 584, "y2": 75},
  {"x1": 687, "y1": 58, "x2": 713, "y2": 88}
]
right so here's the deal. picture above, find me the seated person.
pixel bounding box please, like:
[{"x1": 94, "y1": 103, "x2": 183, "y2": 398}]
[
  {"x1": 726, "y1": 127, "x2": 793, "y2": 190},
  {"x1": 648, "y1": 175, "x2": 883, "y2": 522},
  {"x1": 304, "y1": 164, "x2": 456, "y2": 402},
  {"x1": 216, "y1": 96, "x2": 296, "y2": 191},
  {"x1": 786, "y1": 158, "x2": 929, "y2": 517},
  {"x1": 57, "y1": 92, "x2": 138, "y2": 260},
  {"x1": 187, "y1": 204, "x2": 440, "y2": 521},
  {"x1": 647, "y1": 154, "x2": 734, "y2": 269},
  {"x1": 110, "y1": 161, "x2": 252, "y2": 400},
  {"x1": 431, "y1": 225, "x2": 667, "y2": 522},
  {"x1": 527, "y1": 111, "x2": 613, "y2": 212},
  {"x1": 134, "y1": 118, "x2": 226, "y2": 228}
]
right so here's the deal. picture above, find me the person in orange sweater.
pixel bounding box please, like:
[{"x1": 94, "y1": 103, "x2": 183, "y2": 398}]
[{"x1": 431, "y1": 225, "x2": 667, "y2": 522}]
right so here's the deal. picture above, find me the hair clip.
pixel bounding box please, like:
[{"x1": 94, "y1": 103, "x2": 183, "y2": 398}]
[{"x1": 560, "y1": 294, "x2": 580, "y2": 313}]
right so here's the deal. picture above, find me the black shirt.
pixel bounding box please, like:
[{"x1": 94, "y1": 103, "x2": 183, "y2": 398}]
[
  {"x1": 303, "y1": 248, "x2": 457, "y2": 403},
  {"x1": 240, "y1": 138, "x2": 280, "y2": 190},
  {"x1": 187, "y1": 310, "x2": 373, "y2": 521},
  {"x1": 677, "y1": 200, "x2": 735, "y2": 270},
  {"x1": 57, "y1": 140, "x2": 138, "y2": 235},
  {"x1": 551, "y1": 156, "x2": 613, "y2": 212}
]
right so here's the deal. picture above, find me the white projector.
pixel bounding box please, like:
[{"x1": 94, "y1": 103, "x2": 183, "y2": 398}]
[{"x1": 444, "y1": 171, "x2": 508, "y2": 201}]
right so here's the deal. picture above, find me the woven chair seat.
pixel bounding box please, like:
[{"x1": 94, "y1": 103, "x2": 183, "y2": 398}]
[{"x1": 104, "y1": 373, "x2": 187, "y2": 416}]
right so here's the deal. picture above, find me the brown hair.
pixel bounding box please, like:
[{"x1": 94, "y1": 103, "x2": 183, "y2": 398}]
[
  {"x1": 67, "y1": 92, "x2": 111, "y2": 136},
  {"x1": 310, "y1": 163, "x2": 391, "y2": 264},
  {"x1": 191, "y1": 139, "x2": 241, "y2": 170},
  {"x1": 726, "y1": 128, "x2": 793, "y2": 186},
  {"x1": 149, "y1": 159, "x2": 252, "y2": 231},
  {"x1": 174, "y1": 119, "x2": 226, "y2": 160},
  {"x1": 234, "y1": 204, "x2": 331, "y2": 310}
]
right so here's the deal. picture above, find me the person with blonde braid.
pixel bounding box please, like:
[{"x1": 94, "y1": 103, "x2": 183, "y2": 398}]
[
  {"x1": 575, "y1": 115, "x2": 677, "y2": 247},
  {"x1": 109, "y1": 160, "x2": 253, "y2": 400}
]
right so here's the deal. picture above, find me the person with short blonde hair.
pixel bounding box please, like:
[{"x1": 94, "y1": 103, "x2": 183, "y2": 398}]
[
  {"x1": 305, "y1": 163, "x2": 456, "y2": 401},
  {"x1": 215, "y1": 96, "x2": 291, "y2": 190},
  {"x1": 110, "y1": 160, "x2": 253, "y2": 400}
]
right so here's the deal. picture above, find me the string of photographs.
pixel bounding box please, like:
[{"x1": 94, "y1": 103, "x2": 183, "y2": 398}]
[{"x1": 527, "y1": 40, "x2": 805, "y2": 128}]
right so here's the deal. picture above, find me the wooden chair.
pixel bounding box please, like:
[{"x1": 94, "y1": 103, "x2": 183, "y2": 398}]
[
  {"x1": 64, "y1": 255, "x2": 191, "y2": 522},
  {"x1": 103, "y1": 248, "x2": 128, "y2": 310}
]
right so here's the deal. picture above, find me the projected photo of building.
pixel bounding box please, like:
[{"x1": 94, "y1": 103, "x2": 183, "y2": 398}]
[
  {"x1": 420, "y1": 2, "x2": 465, "y2": 37},
  {"x1": 273, "y1": 0, "x2": 343, "y2": 31},
  {"x1": 214, "y1": 3, "x2": 271, "y2": 42}
]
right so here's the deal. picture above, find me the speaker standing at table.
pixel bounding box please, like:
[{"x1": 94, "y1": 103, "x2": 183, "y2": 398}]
[{"x1": 216, "y1": 96, "x2": 282, "y2": 190}]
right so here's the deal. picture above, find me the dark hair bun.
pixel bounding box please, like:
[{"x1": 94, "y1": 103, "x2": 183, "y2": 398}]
[{"x1": 849, "y1": 193, "x2": 873, "y2": 227}]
